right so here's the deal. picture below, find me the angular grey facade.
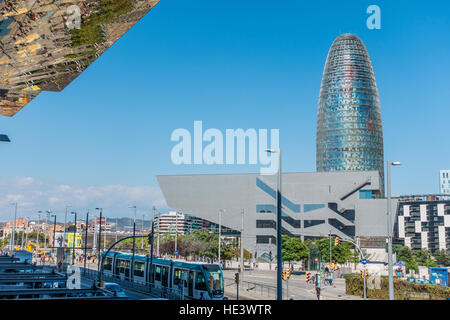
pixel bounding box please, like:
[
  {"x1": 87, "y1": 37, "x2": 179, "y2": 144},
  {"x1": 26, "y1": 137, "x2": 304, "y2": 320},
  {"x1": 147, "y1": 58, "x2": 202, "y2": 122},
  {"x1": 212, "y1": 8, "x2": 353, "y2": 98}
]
[
  {"x1": 157, "y1": 171, "x2": 397, "y2": 258},
  {"x1": 317, "y1": 34, "x2": 384, "y2": 186}
]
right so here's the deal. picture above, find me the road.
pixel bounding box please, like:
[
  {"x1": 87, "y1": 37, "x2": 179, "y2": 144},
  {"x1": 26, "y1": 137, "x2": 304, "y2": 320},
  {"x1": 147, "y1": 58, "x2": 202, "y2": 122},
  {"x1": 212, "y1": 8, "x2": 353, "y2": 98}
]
[{"x1": 223, "y1": 270, "x2": 364, "y2": 300}]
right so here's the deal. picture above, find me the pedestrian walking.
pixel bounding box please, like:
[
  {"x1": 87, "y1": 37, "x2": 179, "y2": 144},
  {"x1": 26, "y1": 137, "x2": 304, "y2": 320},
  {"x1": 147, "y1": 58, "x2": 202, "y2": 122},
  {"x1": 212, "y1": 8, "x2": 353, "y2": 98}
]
[{"x1": 315, "y1": 286, "x2": 321, "y2": 300}]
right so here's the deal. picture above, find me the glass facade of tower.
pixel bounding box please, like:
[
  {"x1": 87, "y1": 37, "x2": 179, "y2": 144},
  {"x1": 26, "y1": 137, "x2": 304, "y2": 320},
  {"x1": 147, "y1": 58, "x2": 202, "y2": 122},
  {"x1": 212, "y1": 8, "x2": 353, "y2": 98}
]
[{"x1": 316, "y1": 34, "x2": 384, "y2": 182}]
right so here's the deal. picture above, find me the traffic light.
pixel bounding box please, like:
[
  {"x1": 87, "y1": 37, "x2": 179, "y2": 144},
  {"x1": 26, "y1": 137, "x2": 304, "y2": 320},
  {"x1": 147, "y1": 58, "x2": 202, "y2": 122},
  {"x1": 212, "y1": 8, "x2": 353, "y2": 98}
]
[
  {"x1": 286, "y1": 268, "x2": 291, "y2": 279},
  {"x1": 306, "y1": 272, "x2": 311, "y2": 282},
  {"x1": 360, "y1": 270, "x2": 364, "y2": 279},
  {"x1": 234, "y1": 272, "x2": 240, "y2": 284},
  {"x1": 209, "y1": 276, "x2": 214, "y2": 291},
  {"x1": 282, "y1": 270, "x2": 286, "y2": 281},
  {"x1": 335, "y1": 237, "x2": 340, "y2": 246}
]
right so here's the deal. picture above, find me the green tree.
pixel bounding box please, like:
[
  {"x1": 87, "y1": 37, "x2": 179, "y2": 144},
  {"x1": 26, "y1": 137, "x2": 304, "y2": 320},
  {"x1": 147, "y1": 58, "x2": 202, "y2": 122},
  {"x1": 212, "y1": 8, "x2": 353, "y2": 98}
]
[
  {"x1": 281, "y1": 235, "x2": 309, "y2": 264},
  {"x1": 414, "y1": 249, "x2": 437, "y2": 268},
  {"x1": 316, "y1": 237, "x2": 352, "y2": 264},
  {"x1": 433, "y1": 249, "x2": 450, "y2": 266},
  {"x1": 396, "y1": 246, "x2": 418, "y2": 272}
]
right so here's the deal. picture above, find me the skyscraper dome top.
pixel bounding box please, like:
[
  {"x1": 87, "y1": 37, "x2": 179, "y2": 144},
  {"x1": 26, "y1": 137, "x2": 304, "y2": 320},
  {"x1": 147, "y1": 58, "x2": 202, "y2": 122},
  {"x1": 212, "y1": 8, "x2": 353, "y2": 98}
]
[
  {"x1": 334, "y1": 33, "x2": 360, "y2": 40},
  {"x1": 316, "y1": 34, "x2": 384, "y2": 186}
]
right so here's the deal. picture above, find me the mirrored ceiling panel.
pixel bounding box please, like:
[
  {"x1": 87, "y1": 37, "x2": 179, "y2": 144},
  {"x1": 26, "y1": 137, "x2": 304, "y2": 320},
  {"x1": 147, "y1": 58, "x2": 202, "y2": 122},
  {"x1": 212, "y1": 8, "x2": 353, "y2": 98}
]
[{"x1": 0, "y1": 0, "x2": 160, "y2": 116}]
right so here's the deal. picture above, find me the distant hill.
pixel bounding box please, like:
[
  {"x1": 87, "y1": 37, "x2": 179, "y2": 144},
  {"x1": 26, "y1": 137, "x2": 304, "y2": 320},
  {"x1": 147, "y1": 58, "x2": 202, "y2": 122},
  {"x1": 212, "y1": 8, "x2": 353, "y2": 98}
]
[{"x1": 105, "y1": 217, "x2": 151, "y2": 231}]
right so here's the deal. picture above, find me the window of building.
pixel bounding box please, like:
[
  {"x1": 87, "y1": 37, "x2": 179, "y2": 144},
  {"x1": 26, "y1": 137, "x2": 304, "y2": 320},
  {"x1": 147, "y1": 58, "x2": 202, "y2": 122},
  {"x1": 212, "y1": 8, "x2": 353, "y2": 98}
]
[
  {"x1": 256, "y1": 235, "x2": 276, "y2": 245},
  {"x1": 359, "y1": 190, "x2": 373, "y2": 199},
  {"x1": 304, "y1": 220, "x2": 325, "y2": 228},
  {"x1": 256, "y1": 220, "x2": 276, "y2": 229}
]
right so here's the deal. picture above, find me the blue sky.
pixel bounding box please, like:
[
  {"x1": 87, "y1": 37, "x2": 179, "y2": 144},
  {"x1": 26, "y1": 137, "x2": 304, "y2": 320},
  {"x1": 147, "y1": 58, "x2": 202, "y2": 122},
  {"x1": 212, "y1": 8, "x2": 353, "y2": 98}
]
[{"x1": 0, "y1": 0, "x2": 449, "y2": 220}]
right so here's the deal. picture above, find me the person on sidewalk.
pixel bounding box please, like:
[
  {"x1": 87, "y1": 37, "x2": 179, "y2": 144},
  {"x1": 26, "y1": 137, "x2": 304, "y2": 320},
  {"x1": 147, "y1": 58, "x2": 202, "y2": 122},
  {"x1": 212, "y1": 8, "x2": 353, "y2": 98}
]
[{"x1": 315, "y1": 286, "x2": 321, "y2": 300}]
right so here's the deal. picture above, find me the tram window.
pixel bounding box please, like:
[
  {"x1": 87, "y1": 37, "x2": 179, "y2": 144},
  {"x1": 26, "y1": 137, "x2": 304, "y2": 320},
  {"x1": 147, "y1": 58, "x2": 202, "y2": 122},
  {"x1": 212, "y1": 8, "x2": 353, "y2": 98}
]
[
  {"x1": 134, "y1": 261, "x2": 145, "y2": 277},
  {"x1": 195, "y1": 273, "x2": 207, "y2": 291},
  {"x1": 104, "y1": 257, "x2": 112, "y2": 271},
  {"x1": 174, "y1": 269, "x2": 182, "y2": 285},
  {"x1": 155, "y1": 265, "x2": 161, "y2": 281},
  {"x1": 203, "y1": 265, "x2": 223, "y2": 289},
  {"x1": 162, "y1": 266, "x2": 169, "y2": 287}
]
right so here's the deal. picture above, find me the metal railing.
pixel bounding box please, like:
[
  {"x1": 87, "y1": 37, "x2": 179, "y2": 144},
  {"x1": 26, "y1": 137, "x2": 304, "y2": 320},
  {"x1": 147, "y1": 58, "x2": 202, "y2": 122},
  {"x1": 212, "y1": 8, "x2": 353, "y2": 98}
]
[
  {"x1": 78, "y1": 267, "x2": 184, "y2": 300},
  {"x1": 224, "y1": 277, "x2": 288, "y2": 299}
]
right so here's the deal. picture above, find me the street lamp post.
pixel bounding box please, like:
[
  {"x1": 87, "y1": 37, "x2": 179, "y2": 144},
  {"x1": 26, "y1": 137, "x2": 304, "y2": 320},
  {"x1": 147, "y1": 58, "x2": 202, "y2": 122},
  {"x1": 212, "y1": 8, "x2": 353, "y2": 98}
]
[
  {"x1": 37, "y1": 210, "x2": 51, "y2": 255},
  {"x1": 45, "y1": 212, "x2": 49, "y2": 250},
  {"x1": 266, "y1": 148, "x2": 282, "y2": 300},
  {"x1": 129, "y1": 206, "x2": 137, "y2": 281},
  {"x1": 115, "y1": 217, "x2": 118, "y2": 243},
  {"x1": 175, "y1": 212, "x2": 178, "y2": 258},
  {"x1": 218, "y1": 209, "x2": 223, "y2": 266},
  {"x1": 71, "y1": 212, "x2": 77, "y2": 265},
  {"x1": 329, "y1": 229, "x2": 332, "y2": 265},
  {"x1": 141, "y1": 214, "x2": 147, "y2": 249},
  {"x1": 95, "y1": 208, "x2": 103, "y2": 275},
  {"x1": 84, "y1": 211, "x2": 89, "y2": 273},
  {"x1": 20, "y1": 222, "x2": 24, "y2": 250},
  {"x1": 36, "y1": 213, "x2": 41, "y2": 253},
  {"x1": 149, "y1": 206, "x2": 156, "y2": 290},
  {"x1": 64, "y1": 205, "x2": 71, "y2": 247},
  {"x1": 10, "y1": 202, "x2": 18, "y2": 251},
  {"x1": 51, "y1": 214, "x2": 57, "y2": 251},
  {"x1": 156, "y1": 213, "x2": 160, "y2": 257},
  {"x1": 387, "y1": 160, "x2": 401, "y2": 300},
  {"x1": 25, "y1": 217, "x2": 30, "y2": 250}
]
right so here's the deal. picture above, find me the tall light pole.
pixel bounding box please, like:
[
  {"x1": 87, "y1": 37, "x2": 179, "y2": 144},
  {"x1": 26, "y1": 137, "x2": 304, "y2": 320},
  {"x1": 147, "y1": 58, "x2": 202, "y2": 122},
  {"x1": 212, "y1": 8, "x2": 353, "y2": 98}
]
[
  {"x1": 387, "y1": 160, "x2": 401, "y2": 300},
  {"x1": 240, "y1": 209, "x2": 244, "y2": 274},
  {"x1": 84, "y1": 210, "x2": 89, "y2": 273},
  {"x1": 45, "y1": 212, "x2": 50, "y2": 251},
  {"x1": 156, "y1": 212, "x2": 160, "y2": 257},
  {"x1": 129, "y1": 205, "x2": 137, "y2": 281},
  {"x1": 38, "y1": 210, "x2": 51, "y2": 252},
  {"x1": 95, "y1": 208, "x2": 103, "y2": 275},
  {"x1": 20, "y1": 220, "x2": 25, "y2": 250},
  {"x1": 93, "y1": 215, "x2": 98, "y2": 257},
  {"x1": 266, "y1": 148, "x2": 282, "y2": 300},
  {"x1": 103, "y1": 215, "x2": 107, "y2": 253},
  {"x1": 218, "y1": 209, "x2": 224, "y2": 266},
  {"x1": 329, "y1": 229, "x2": 332, "y2": 265},
  {"x1": 175, "y1": 212, "x2": 178, "y2": 258},
  {"x1": 150, "y1": 206, "x2": 156, "y2": 287},
  {"x1": 71, "y1": 211, "x2": 77, "y2": 265},
  {"x1": 36, "y1": 213, "x2": 41, "y2": 252},
  {"x1": 141, "y1": 214, "x2": 147, "y2": 249},
  {"x1": 51, "y1": 214, "x2": 57, "y2": 252},
  {"x1": 64, "y1": 205, "x2": 71, "y2": 247},
  {"x1": 10, "y1": 202, "x2": 18, "y2": 251},
  {"x1": 115, "y1": 217, "x2": 119, "y2": 243},
  {"x1": 25, "y1": 217, "x2": 30, "y2": 250}
]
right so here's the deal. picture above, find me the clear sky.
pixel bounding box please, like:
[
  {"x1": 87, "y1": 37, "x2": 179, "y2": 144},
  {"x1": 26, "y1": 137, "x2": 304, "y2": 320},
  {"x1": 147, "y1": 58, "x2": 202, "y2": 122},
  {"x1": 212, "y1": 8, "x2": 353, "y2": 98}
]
[{"x1": 0, "y1": 0, "x2": 449, "y2": 221}]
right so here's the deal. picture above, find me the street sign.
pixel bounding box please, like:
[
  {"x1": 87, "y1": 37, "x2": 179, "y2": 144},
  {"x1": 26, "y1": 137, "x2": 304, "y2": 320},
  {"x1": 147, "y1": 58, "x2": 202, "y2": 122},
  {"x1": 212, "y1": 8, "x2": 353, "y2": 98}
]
[
  {"x1": 361, "y1": 259, "x2": 367, "y2": 265},
  {"x1": 174, "y1": 250, "x2": 178, "y2": 256}
]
